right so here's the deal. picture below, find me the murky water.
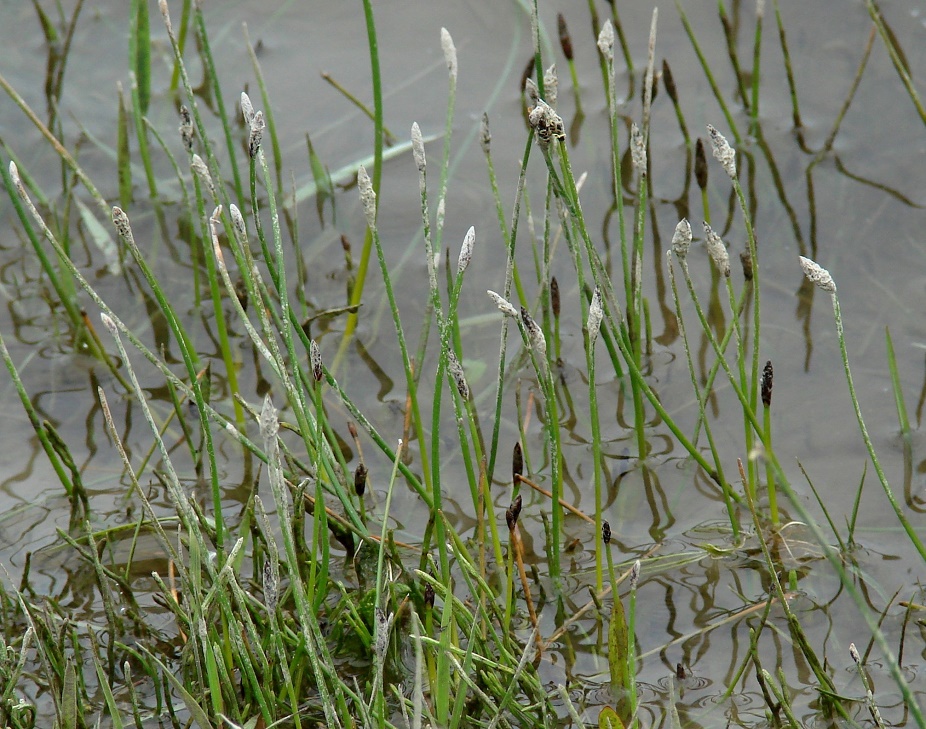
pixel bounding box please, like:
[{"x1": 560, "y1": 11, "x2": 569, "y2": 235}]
[{"x1": 2, "y1": 0, "x2": 926, "y2": 725}]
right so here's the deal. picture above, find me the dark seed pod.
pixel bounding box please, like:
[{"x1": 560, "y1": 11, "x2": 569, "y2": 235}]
[
  {"x1": 602, "y1": 519, "x2": 611, "y2": 544},
  {"x1": 424, "y1": 582, "x2": 435, "y2": 608},
  {"x1": 695, "y1": 138, "x2": 708, "y2": 191},
  {"x1": 550, "y1": 276, "x2": 560, "y2": 320},
  {"x1": 676, "y1": 663, "x2": 687, "y2": 680},
  {"x1": 761, "y1": 360, "x2": 774, "y2": 408},
  {"x1": 662, "y1": 59, "x2": 678, "y2": 104},
  {"x1": 740, "y1": 250, "x2": 754, "y2": 282},
  {"x1": 520, "y1": 56, "x2": 536, "y2": 92},
  {"x1": 557, "y1": 14, "x2": 574, "y2": 61},
  {"x1": 354, "y1": 462, "x2": 368, "y2": 497},
  {"x1": 512, "y1": 442, "x2": 523, "y2": 486},
  {"x1": 506, "y1": 494, "x2": 523, "y2": 531}
]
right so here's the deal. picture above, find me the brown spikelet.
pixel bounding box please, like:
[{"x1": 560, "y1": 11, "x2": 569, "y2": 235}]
[
  {"x1": 695, "y1": 138, "x2": 708, "y2": 190},
  {"x1": 512, "y1": 442, "x2": 523, "y2": 486},
  {"x1": 550, "y1": 276, "x2": 560, "y2": 320},
  {"x1": 662, "y1": 59, "x2": 678, "y2": 103},
  {"x1": 557, "y1": 14, "x2": 574, "y2": 61},
  {"x1": 761, "y1": 360, "x2": 774, "y2": 408}
]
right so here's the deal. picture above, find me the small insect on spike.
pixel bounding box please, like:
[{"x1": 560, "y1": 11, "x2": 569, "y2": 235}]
[
  {"x1": 480, "y1": 112, "x2": 492, "y2": 155},
  {"x1": 707, "y1": 124, "x2": 737, "y2": 179},
  {"x1": 587, "y1": 287, "x2": 604, "y2": 345},
  {"x1": 799, "y1": 256, "x2": 836, "y2": 293},
  {"x1": 357, "y1": 165, "x2": 377, "y2": 229},
  {"x1": 597, "y1": 19, "x2": 614, "y2": 63},
  {"x1": 457, "y1": 226, "x2": 475, "y2": 276},
  {"x1": 506, "y1": 494, "x2": 523, "y2": 531},
  {"x1": 630, "y1": 123, "x2": 646, "y2": 174},
  {"x1": 440, "y1": 27, "x2": 457, "y2": 81},
  {"x1": 671, "y1": 218, "x2": 691, "y2": 259},
  {"x1": 602, "y1": 519, "x2": 611, "y2": 544},
  {"x1": 354, "y1": 462, "x2": 368, "y2": 497},
  {"x1": 310, "y1": 340, "x2": 323, "y2": 382},
  {"x1": 761, "y1": 360, "x2": 773, "y2": 408},
  {"x1": 240, "y1": 92, "x2": 255, "y2": 126},
  {"x1": 702, "y1": 222, "x2": 730, "y2": 278},
  {"x1": 487, "y1": 290, "x2": 518, "y2": 318},
  {"x1": 521, "y1": 307, "x2": 547, "y2": 356},
  {"x1": 512, "y1": 442, "x2": 523, "y2": 485},
  {"x1": 557, "y1": 14, "x2": 574, "y2": 61},
  {"x1": 248, "y1": 110, "x2": 264, "y2": 158},
  {"x1": 629, "y1": 559, "x2": 641, "y2": 590},
  {"x1": 695, "y1": 138, "x2": 708, "y2": 191}
]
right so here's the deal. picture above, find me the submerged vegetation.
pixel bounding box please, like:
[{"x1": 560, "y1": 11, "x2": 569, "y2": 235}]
[{"x1": 1, "y1": 0, "x2": 925, "y2": 727}]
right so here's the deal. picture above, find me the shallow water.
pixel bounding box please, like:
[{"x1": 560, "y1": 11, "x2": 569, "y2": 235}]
[{"x1": 2, "y1": 0, "x2": 926, "y2": 725}]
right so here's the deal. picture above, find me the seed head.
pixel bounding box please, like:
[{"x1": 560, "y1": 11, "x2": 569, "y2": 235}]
[
  {"x1": 354, "y1": 462, "x2": 368, "y2": 497},
  {"x1": 440, "y1": 28, "x2": 457, "y2": 81},
  {"x1": 587, "y1": 287, "x2": 604, "y2": 345},
  {"x1": 707, "y1": 124, "x2": 736, "y2": 179},
  {"x1": 662, "y1": 60, "x2": 678, "y2": 104},
  {"x1": 543, "y1": 64, "x2": 558, "y2": 109},
  {"x1": 457, "y1": 226, "x2": 475, "y2": 276},
  {"x1": 487, "y1": 290, "x2": 519, "y2": 318},
  {"x1": 512, "y1": 442, "x2": 523, "y2": 484},
  {"x1": 799, "y1": 256, "x2": 836, "y2": 292},
  {"x1": 695, "y1": 138, "x2": 708, "y2": 190},
  {"x1": 527, "y1": 99, "x2": 564, "y2": 148},
  {"x1": 310, "y1": 340, "x2": 323, "y2": 382},
  {"x1": 630, "y1": 123, "x2": 646, "y2": 173},
  {"x1": 100, "y1": 312, "x2": 118, "y2": 336},
  {"x1": 111, "y1": 207, "x2": 134, "y2": 246},
  {"x1": 602, "y1": 520, "x2": 611, "y2": 544},
  {"x1": 259, "y1": 394, "x2": 279, "y2": 441},
  {"x1": 557, "y1": 14, "x2": 574, "y2": 61},
  {"x1": 179, "y1": 105, "x2": 194, "y2": 151},
  {"x1": 480, "y1": 113, "x2": 491, "y2": 155},
  {"x1": 672, "y1": 218, "x2": 692, "y2": 259},
  {"x1": 629, "y1": 559, "x2": 641, "y2": 590},
  {"x1": 849, "y1": 642, "x2": 861, "y2": 665},
  {"x1": 229, "y1": 204, "x2": 247, "y2": 243},
  {"x1": 761, "y1": 360, "x2": 774, "y2": 408},
  {"x1": 357, "y1": 165, "x2": 377, "y2": 228},
  {"x1": 411, "y1": 122, "x2": 426, "y2": 175},
  {"x1": 240, "y1": 92, "x2": 255, "y2": 126},
  {"x1": 191, "y1": 153, "x2": 214, "y2": 196},
  {"x1": 248, "y1": 110, "x2": 264, "y2": 158},
  {"x1": 506, "y1": 494, "x2": 523, "y2": 530},
  {"x1": 702, "y1": 222, "x2": 730, "y2": 277},
  {"x1": 446, "y1": 348, "x2": 469, "y2": 400},
  {"x1": 597, "y1": 20, "x2": 614, "y2": 62},
  {"x1": 262, "y1": 558, "x2": 278, "y2": 612},
  {"x1": 521, "y1": 307, "x2": 547, "y2": 356}
]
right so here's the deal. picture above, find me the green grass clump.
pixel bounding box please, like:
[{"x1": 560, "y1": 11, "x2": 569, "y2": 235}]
[{"x1": 1, "y1": 1, "x2": 925, "y2": 728}]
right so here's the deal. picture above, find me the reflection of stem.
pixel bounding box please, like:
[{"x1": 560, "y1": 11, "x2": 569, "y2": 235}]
[{"x1": 830, "y1": 291, "x2": 926, "y2": 561}]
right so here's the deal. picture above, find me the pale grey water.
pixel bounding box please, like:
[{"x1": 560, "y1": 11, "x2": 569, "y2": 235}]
[{"x1": 2, "y1": 0, "x2": 926, "y2": 724}]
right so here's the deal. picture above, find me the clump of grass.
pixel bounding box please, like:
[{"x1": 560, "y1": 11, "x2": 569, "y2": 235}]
[{"x1": 1, "y1": 0, "x2": 926, "y2": 727}]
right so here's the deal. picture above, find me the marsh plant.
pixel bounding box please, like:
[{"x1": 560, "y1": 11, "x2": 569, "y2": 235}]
[{"x1": 1, "y1": 0, "x2": 925, "y2": 727}]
